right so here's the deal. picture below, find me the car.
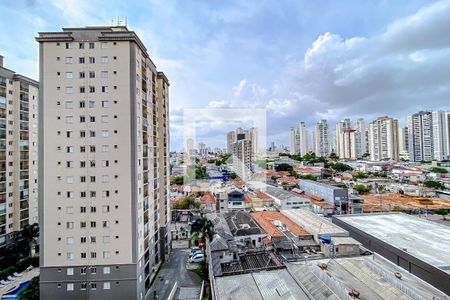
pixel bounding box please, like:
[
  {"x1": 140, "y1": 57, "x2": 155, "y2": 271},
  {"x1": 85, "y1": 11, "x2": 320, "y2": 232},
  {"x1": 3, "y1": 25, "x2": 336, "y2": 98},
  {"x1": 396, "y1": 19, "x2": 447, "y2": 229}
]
[
  {"x1": 190, "y1": 247, "x2": 200, "y2": 253},
  {"x1": 189, "y1": 253, "x2": 205, "y2": 263},
  {"x1": 189, "y1": 250, "x2": 203, "y2": 258}
]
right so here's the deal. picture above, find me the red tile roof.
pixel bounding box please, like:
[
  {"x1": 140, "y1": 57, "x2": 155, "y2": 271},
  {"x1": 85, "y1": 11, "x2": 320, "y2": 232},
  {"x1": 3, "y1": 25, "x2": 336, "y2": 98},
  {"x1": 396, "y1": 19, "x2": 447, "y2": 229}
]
[
  {"x1": 200, "y1": 192, "x2": 215, "y2": 205},
  {"x1": 251, "y1": 211, "x2": 311, "y2": 238}
]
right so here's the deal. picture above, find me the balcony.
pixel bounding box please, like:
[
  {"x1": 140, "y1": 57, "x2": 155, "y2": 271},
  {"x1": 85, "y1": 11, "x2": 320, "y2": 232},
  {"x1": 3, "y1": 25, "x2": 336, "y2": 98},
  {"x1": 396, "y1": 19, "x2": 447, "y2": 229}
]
[
  {"x1": 0, "y1": 79, "x2": 6, "y2": 88},
  {"x1": 20, "y1": 84, "x2": 29, "y2": 93}
]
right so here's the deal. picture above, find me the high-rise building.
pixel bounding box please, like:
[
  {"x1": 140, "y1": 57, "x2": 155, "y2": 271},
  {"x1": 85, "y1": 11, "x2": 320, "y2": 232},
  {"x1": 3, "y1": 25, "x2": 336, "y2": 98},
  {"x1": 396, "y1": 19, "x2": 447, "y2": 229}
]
[
  {"x1": 432, "y1": 110, "x2": 450, "y2": 161},
  {"x1": 368, "y1": 116, "x2": 399, "y2": 161},
  {"x1": 226, "y1": 131, "x2": 236, "y2": 153},
  {"x1": 289, "y1": 122, "x2": 308, "y2": 156},
  {"x1": 313, "y1": 120, "x2": 330, "y2": 157},
  {"x1": 198, "y1": 142, "x2": 207, "y2": 157},
  {"x1": 228, "y1": 127, "x2": 254, "y2": 179},
  {"x1": 249, "y1": 127, "x2": 259, "y2": 156},
  {"x1": 355, "y1": 118, "x2": 366, "y2": 158},
  {"x1": 341, "y1": 128, "x2": 357, "y2": 160},
  {"x1": 289, "y1": 127, "x2": 297, "y2": 155},
  {"x1": 334, "y1": 118, "x2": 351, "y2": 157},
  {"x1": 37, "y1": 26, "x2": 170, "y2": 299},
  {"x1": 398, "y1": 126, "x2": 410, "y2": 161},
  {"x1": 0, "y1": 56, "x2": 38, "y2": 248},
  {"x1": 408, "y1": 111, "x2": 433, "y2": 162}
]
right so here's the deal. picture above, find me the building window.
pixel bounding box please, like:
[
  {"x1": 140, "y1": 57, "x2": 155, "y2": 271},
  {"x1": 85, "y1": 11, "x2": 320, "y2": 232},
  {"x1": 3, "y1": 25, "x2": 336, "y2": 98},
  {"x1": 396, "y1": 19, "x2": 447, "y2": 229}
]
[
  {"x1": 103, "y1": 282, "x2": 111, "y2": 290},
  {"x1": 65, "y1": 42, "x2": 72, "y2": 49},
  {"x1": 103, "y1": 235, "x2": 110, "y2": 243},
  {"x1": 65, "y1": 116, "x2": 73, "y2": 124},
  {"x1": 67, "y1": 283, "x2": 74, "y2": 291},
  {"x1": 101, "y1": 71, "x2": 108, "y2": 78},
  {"x1": 103, "y1": 251, "x2": 111, "y2": 259},
  {"x1": 79, "y1": 57, "x2": 85, "y2": 64},
  {"x1": 66, "y1": 72, "x2": 73, "y2": 79},
  {"x1": 81, "y1": 282, "x2": 87, "y2": 290},
  {"x1": 79, "y1": 42, "x2": 85, "y2": 49},
  {"x1": 90, "y1": 283, "x2": 97, "y2": 290},
  {"x1": 89, "y1": 71, "x2": 95, "y2": 78},
  {"x1": 67, "y1": 268, "x2": 74, "y2": 276},
  {"x1": 103, "y1": 266, "x2": 110, "y2": 274},
  {"x1": 65, "y1": 57, "x2": 73, "y2": 64},
  {"x1": 81, "y1": 267, "x2": 87, "y2": 275},
  {"x1": 89, "y1": 42, "x2": 95, "y2": 49},
  {"x1": 79, "y1": 86, "x2": 85, "y2": 93},
  {"x1": 89, "y1": 86, "x2": 95, "y2": 93},
  {"x1": 101, "y1": 86, "x2": 108, "y2": 93},
  {"x1": 101, "y1": 56, "x2": 108, "y2": 64},
  {"x1": 90, "y1": 267, "x2": 97, "y2": 274},
  {"x1": 65, "y1": 86, "x2": 73, "y2": 94},
  {"x1": 101, "y1": 130, "x2": 109, "y2": 138},
  {"x1": 89, "y1": 57, "x2": 95, "y2": 64},
  {"x1": 65, "y1": 101, "x2": 73, "y2": 109},
  {"x1": 66, "y1": 236, "x2": 74, "y2": 244},
  {"x1": 101, "y1": 100, "x2": 109, "y2": 108},
  {"x1": 101, "y1": 115, "x2": 108, "y2": 123},
  {"x1": 66, "y1": 252, "x2": 74, "y2": 260},
  {"x1": 101, "y1": 42, "x2": 108, "y2": 49}
]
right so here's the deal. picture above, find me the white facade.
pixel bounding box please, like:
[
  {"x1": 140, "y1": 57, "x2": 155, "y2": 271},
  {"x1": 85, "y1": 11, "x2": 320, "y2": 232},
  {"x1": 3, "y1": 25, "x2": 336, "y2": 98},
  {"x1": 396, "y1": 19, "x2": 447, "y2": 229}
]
[
  {"x1": 313, "y1": 120, "x2": 330, "y2": 157},
  {"x1": 408, "y1": 111, "x2": 434, "y2": 162},
  {"x1": 368, "y1": 116, "x2": 399, "y2": 161},
  {"x1": 432, "y1": 110, "x2": 450, "y2": 161}
]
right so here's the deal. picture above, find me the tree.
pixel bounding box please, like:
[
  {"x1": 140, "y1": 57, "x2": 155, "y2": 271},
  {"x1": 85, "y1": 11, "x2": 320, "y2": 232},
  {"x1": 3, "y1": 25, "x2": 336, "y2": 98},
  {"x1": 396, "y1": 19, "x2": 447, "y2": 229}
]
[
  {"x1": 172, "y1": 196, "x2": 200, "y2": 209},
  {"x1": 353, "y1": 172, "x2": 367, "y2": 180},
  {"x1": 354, "y1": 184, "x2": 372, "y2": 194},
  {"x1": 171, "y1": 176, "x2": 184, "y2": 185},
  {"x1": 195, "y1": 166, "x2": 207, "y2": 179},
  {"x1": 17, "y1": 223, "x2": 39, "y2": 257},
  {"x1": 190, "y1": 217, "x2": 215, "y2": 247},
  {"x1": 18, "y1": 276, "x2": 39, "y2": 300},
  {"x1": 275, "y1": 163, "x2": 293, "y2": 172},
  {"x1": 300, "y1": 174, "x2": 317, "y2": 181},
  {"x1": 430, "y1": 167, "x2": 449, "y2": 174},
  {"x1": 325, "y1": 162, "x2": 353, "y2": 172},
  {"x1": 436, "y1": 208, "x2": 448, "y2": 220},
  {"x1": 329, "y1": 152, "x2": 339, "y2": 160},
  {"x1": 423, "y1": 180, "x2": 446, "y2": 190}
]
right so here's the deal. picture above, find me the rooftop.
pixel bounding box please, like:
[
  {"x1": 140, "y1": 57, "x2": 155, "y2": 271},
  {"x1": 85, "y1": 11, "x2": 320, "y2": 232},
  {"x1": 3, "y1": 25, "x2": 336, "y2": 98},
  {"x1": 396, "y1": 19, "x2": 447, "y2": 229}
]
[
  {"x1": 299, "y1": 179, "x2": 346, "y2": 190},
  {"x1": 281, "y1": 209, "x2": 348, "y2": 237},
  {"x1": 224, "y1": 211, "x2": 266, "y2": 237},
  {"x1": 214, "y1": 268, "x2": 310, "y2": 300},
  {"x1": 251, "y1": 211, "x2": 311, "y2": 238},
  {"x1": 334, "y1": 213, "x2": 450, "y2": 271}
]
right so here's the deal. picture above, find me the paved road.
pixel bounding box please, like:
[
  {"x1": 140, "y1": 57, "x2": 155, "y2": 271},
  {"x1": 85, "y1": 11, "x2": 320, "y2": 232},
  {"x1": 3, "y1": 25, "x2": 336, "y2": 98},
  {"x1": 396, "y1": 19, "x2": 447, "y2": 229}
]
[{"x1": 147, "y1": 248, "x2": 202, "y2": 300}]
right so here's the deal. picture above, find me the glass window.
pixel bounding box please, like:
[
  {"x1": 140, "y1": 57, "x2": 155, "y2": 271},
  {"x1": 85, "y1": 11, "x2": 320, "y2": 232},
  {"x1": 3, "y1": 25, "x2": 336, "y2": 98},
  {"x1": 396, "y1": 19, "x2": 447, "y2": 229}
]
[
  {"x1": 65, "y1": 57, "x2": 73, "y2": 64},
  {"x1": 101, "y1": 56, "x2": 108, "y2": 64},
  {"x1": 67, "y1": 283, "x2": 74, "y2": 291},
  {"x1": 103, "y1": 282, "x2": 111, "y2": 289},
  {"x1": 65, "y1": 72, "x2": 73, "y2": 79},
  {"x1": 103, "y1": 266, "x2": 110, "y2": 274},
  {"x1": 66, "y1": 268, "x2": 74, "y2": 275}
]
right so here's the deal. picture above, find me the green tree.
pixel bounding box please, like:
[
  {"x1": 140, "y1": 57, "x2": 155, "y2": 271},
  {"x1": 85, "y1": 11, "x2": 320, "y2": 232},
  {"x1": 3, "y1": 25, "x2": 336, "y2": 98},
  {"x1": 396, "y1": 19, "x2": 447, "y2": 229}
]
[
  {"x1": 171, "y1": 175, "x2": 184, "y2": 185},
  {"x1": 329, "y1": 152, "x2": 339, "y2": 160},
  {"x1": 354, "y1": 184, "x2": 372, "y2": 194},
  {"x1": 190, "y1": 217, "x2": 215, "y2": 246},
  {"x1": 325, "y1": 162, "x2": 353, "y2": 172},
  {"x1": 17, "y1": 223, "x2": 39, "y2": 257},
  {"x1": 275, "y1": 163, "x2": 293, "y2": 172},
  {"x1": 436, "y1": 208, "x2": 448, "y2": 220},
  {"x1": 423, "y1": 180, "x2": 446, "y2": 190},
  {"x1": 173, "y1": 196, "x2": 200, "y2": 209},
  {"x1": 301, "y1": 174, "x2": 317, "y2": 181},
  {"x1": 430, "y1": 167, "x2": 449, "y2": 174},
  {"x1": 353, "y1": 172, "x2": 367, "y2": 180},
  {"x1": 18, "y1": 276, "x2": 39, "y2": 300},
  {"x1": 195, "y1": 166, "x2": 207, "y2": 179}
]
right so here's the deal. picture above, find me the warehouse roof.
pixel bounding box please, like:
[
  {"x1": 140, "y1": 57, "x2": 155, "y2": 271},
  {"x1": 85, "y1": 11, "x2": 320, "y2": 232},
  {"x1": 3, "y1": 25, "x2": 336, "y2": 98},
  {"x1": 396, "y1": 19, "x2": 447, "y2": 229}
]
[
  {"x1": 334, "y1": 213, "x2": 450, "y2": 271},
  {"x1": 282, "y1": 209, "x2": 348, "y2": 237}
]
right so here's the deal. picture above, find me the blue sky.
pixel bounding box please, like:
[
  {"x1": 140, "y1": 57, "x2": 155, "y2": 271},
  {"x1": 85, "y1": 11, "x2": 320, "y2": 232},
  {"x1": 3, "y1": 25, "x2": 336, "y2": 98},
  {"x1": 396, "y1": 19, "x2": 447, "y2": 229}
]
[{"x1": 1, "y1": 0, "x2": 450, "y2": 150}]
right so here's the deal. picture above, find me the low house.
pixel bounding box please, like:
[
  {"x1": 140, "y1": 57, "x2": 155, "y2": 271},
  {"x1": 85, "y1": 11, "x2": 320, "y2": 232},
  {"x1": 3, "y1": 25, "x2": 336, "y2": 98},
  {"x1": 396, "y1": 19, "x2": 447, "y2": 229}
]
[
  {"x1": 200, "y1": 192, "x2": 216, "y2": 212},
  {"x1": 227, "y1": 190, "x2": 246, "y2": 210}
]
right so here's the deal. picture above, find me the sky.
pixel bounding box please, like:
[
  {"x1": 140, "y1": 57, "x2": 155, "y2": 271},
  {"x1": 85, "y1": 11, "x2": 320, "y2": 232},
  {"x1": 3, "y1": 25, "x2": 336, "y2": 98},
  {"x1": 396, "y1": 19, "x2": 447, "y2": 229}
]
[{"x1": 1, "y1": 0, "x2": 450, "y2": 150}]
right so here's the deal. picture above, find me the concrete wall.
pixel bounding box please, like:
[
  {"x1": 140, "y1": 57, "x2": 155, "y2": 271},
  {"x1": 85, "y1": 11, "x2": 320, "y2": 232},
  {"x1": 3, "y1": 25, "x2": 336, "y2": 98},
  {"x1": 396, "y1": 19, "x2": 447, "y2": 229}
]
[{"x1": 332, "y1": 216, "x2": 450, "y2": 295}]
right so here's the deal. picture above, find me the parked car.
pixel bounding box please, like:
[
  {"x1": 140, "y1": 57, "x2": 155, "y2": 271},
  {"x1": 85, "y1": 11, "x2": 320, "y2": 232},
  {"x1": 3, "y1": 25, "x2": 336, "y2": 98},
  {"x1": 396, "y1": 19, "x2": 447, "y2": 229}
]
[
  {"x1": 190, "y1": 247, "x2": 200, "y2": 253},
  {"x1": 189, "y1": 250, "x2": 203, "y2": 258},
  {"x1": 189, "y1": 253, "x2": 205, "y2": 263}
]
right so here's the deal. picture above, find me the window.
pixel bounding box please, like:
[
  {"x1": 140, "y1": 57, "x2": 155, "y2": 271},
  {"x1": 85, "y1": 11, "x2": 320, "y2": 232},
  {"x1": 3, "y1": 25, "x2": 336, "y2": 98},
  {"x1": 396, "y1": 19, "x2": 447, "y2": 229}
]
[
  {"x1": 90, "y1": 116, "x2": 95, "y2": 122},
  {"x1": 102, "y1": 221, "x2": 110, "y2": 228},
  {"x1": 90, "y1": 236, "x2": 96, "y2": 243},
  {"x1": 65, "y1": 101, "x2": 73, "y2": 109},
  {"x1": 81, "y1": 252, "x2": 87, "y2": 259},
  {"x1": 65, "y1": 72, "x2": 73, "y2": 79},
  {"x1": 89, "y1": 71, "x2": 95, "y2": 78},
  {"x1": 89, "y1": 57, "x2": 95, "y2": 64},
  {"x1": 67, "y1": 268, "x2": 74, "y2": 275},
  {"x1": 79, "y1": 42, "x2": 85, "y2": 49},
  {"x1": 66, "y1": 131, "x2": 73, "y2": 138},
  {"x1": 79, "y1": 57, "x2": 85, "y2": 64},
  {"x1": 103, "y1": 235, "x2": 111, "y2": 243},
  {"x1": 89, "y1": 100, "x2": 95, "y2": 108},
  {"x1": 89, "y1": 86, "x2": 95, "y2": 93},
  {"x1": 90, "y1": 267, "x2": 97, "y2": 274},
  {"x1": 101, "y1": 115, "x2": 108, "y2": 123},
  {"x1": 66, "y1": 191, "x2": 74, "y2": 198},
  {"x1": 80, "y1": 236, "x2": 86, "y2": 243},
  {"x1": 66, "y1": 236, "x2": 74, "y2": 244},
  {"x1": 79, "y1": 86, "x2": 85, "y2": 93},
  {"x1": 90, "y1": 221, "x2": 96, "y2": 228},
  {"x1": 79, "y1": 71, "x2": 85, "y2": 78},
  {"x1": 66, "y1": 176, "x2": 74, "y2": 184},
  {"x1": 101, "y1": 42, "x2": 108, "y2": 49},
  {"x1": 80, "y1": 207, "x2": 86, "y2": 213},
  {"x1": 90, "y1": 131, "x2": 95, "y2": 138},
  {"x1": 65, "y1": 42, "x2": 72, "y2": 49},
  {"x1": 102, "y1": 160, "x2": 109, "y2": 167},
  {"x1": 103, "y1": 266, "x2": 110, "y2": 274},
  {"x1": 66, "y1": 252, "x2": 74, "y2": 260},
  {"x1": 80, "y1": 116, "x2": 86, "y2": 123},
  {"x1": 101, "y1": 71, "x2": 108, "y2": 78},
  {"x1": 66, "y1": 146, "x2": 74, "y2": 153},
  {"x1": 67, "y1": 283, "x2": 74, "y2": 291},
  {"x1": 101, "y1": 56, "x2": 108, "y2": 64},
  {"x1": 101, "y1": 100, "x2": 109, "y2": 108},
  {"x1": 91, "y1": 252, "x2": 97, "y2": 259},
  {"x1": 81, "y1": 282, "x2": 87, "y2": 290},
  {"x1": 65, "y1": 86, "x2": 73, "y2": 94},
  {"x1": 101, "y1": 130, "x2": 109, "y2": 138},
  {"x1": 80, "y1": 221, "x2": 86, "y2": 228},
  {"x1": 66, "y1": 222, "x2": 74, "y2": 229},
  {"x1": 81, "y1": 267, "x2": 87, "y2": 275},
  {"x1": 65, "y1": 116, "x2": 73, "y2": 124},
  {"x1": 101, "y1": 86, "x2": 108, "y2": 93},
  {"x1": 65, "y1": 57, "x2": 73, "y2": 64},
  {"x1": 101, "y1": 145, "x2": 109, "y2": 152},
  {"x1": 80, "y1": 146, "x2": 86, "y2": 153},
  {"x1": 103, "y1": 251, "x2": 111, "y2": 259},
  {"x1": 102, "y1": 175, "x2": 109, "y2": 183},
  {"x1": 89, "y1": 42, "x2": 95, "y2": 49},
  {"x1": 90, "y1": 206, "x2": 96, "y2": 213},
  {"x1": 80, "y1": 176, "x2": 86, "y2": 183},
  {"x1": 90, "y1": 283, "x2": 97, "y2": 290}
]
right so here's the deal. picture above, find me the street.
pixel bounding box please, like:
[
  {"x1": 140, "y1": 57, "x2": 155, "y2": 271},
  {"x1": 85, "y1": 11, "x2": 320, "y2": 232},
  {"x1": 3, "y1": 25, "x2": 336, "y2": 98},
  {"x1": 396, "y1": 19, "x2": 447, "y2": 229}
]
[{"x1": 147, "y1": 248, "x2": 202, "y2": 300}]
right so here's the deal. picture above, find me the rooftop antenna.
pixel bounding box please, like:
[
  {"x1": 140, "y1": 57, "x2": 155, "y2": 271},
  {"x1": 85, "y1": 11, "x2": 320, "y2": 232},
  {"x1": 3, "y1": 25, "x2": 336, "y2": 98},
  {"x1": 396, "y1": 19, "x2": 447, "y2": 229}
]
[
  {"x1": 117, "y1": 16, "x2": 121, "y2": 26},
  {"x1": 125, "y1": 16, "x2": 128, "y2": 27},
  {"x1": 111, "y1": 19, "x2": 114, "y2": 26}
]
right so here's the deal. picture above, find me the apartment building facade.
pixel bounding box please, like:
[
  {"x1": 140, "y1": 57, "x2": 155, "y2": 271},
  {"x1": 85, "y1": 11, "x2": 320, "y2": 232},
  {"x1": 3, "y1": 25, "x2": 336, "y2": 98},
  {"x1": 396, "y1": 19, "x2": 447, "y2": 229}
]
[
  {"x1": 368, "y1": 116, "x2": 399, "y2": 161},
  {"x1": 289, "y1": 122, "x2": 308, "y2": 156},
  {"x1": 313, "y1": 119, "x2": 330, "y2": 157},
  {"x1": 36, "y1": 26, "x2": 169, "y2": 300},
  {"x1": 408, "y1": 111, "x2": 434, "y2": 162},
  {"x1": 0, "y1": 56, "x2": 38, "y2": 249}
]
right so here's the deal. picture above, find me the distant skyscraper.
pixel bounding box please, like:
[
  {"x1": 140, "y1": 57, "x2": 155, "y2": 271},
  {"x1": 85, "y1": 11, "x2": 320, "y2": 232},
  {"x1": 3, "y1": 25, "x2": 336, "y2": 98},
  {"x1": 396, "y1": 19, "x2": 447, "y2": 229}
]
[
  {"x1": 313, "y1": 120, "x2": 330, "y2": 157},
  {"x1": 432, "y1": 110, "x2": 450, "y2": 161},
  {"x1": 398, "y1": 126, "x2": 410, "y2": 160},
  {"x1": 334, "y1": 118, "x2": 351, "y2": 157},
  {"x1": 186, "y1": 138, "x2": 194, "y2": 154},
  {"x1": 408, "y1": 111, "x2": 434, "y2": 162},
  {"x1": 249, "y1": 127, "x2": 259, "y2": 156},
  {"x1": 226, "y1": 131, "x2": 236, "y2": 153},
  {"x1": 355, "y1": 118, "x2": 366, "y2": 158},
  {"x1": 228, "y1": 128, "x2": 254, "y2": 179},
  {"x1": 198, "y1": 142, "x2": 207, "y2": 156},
  {"x1": 368, "y1": 116, "x2": 399, "y2": 161},
  {"x1": 0, "y1": 55, "x2": 39, "y2": 248},
  {"x1": 289, "y1": 122, "x2": 308, "y2": 156}
]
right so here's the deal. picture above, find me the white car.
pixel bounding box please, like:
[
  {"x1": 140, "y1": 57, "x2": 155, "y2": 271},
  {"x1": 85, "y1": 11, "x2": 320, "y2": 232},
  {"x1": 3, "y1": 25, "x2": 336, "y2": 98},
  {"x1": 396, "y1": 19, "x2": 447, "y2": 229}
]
[
  {"x1": 189, "y1": 250, "x2": 203, "y2": 258},
  {"x1": 189, "y1": 253, "x2": 205, "y2": 263}
]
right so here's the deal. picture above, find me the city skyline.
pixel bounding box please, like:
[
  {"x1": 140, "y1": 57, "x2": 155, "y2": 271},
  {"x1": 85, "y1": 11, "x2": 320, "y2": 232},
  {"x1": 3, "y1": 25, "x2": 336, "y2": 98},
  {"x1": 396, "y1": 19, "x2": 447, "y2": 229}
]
[{"x1": 2, "y1": 0, "x2": 450, "y2": 149}]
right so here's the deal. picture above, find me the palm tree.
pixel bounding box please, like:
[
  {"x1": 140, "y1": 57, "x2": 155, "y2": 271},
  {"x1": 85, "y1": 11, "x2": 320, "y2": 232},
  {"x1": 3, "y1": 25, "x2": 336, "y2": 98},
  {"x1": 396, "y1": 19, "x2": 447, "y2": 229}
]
[
  {"x1": 17, "y1": 223, "x2": 39, "y2": 257},
  {"x1": 190, "y1": 217, "x2": 215, "y2": 247}
]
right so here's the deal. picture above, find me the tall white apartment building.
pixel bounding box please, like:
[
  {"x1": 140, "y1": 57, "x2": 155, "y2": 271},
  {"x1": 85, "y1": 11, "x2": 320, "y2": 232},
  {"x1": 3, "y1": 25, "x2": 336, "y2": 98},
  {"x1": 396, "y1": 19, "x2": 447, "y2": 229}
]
[
  {"x1": 355, "y1": 118, "x2": 366, "y2": 157},
  {"x1": 407, "y1": 111, "x2": 433, "y2": 162},
  {"x1": 334, "y1": 118, "x2": 351, "y2": 157},
  {"x1": 249, "y1": 127, "x2": 259, "y2": 156},
  {"x1": 313, "y1": 119, "x2": 330, "y2": 157},
  {"x1": 398, "y1": 126, "x2": 410, "y2": 161},
  {"x1": 226, "y1": 131, "x2": 236, "y2": 153},
  {"x1": 341, "y1": 128, "x2": 357, "y2": 160},
  {"x1": 228, "y1": 127, "x2": 255, "y2": 179},
  {"x1": 368, "y1": 116, "x2": 399, "y2": 161},
  {"x1": 36, "y1": 26, "x2": 170, "y2": 300},
  {"x1": 0, "y1": 56, "x2": 38, "y2": 249},
  {"x1": 289, "y1": 122, "x2": 308, "y2": 156},
  {"x1": 432, "y1": 110, "x2": 450, "y2": 161}
]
